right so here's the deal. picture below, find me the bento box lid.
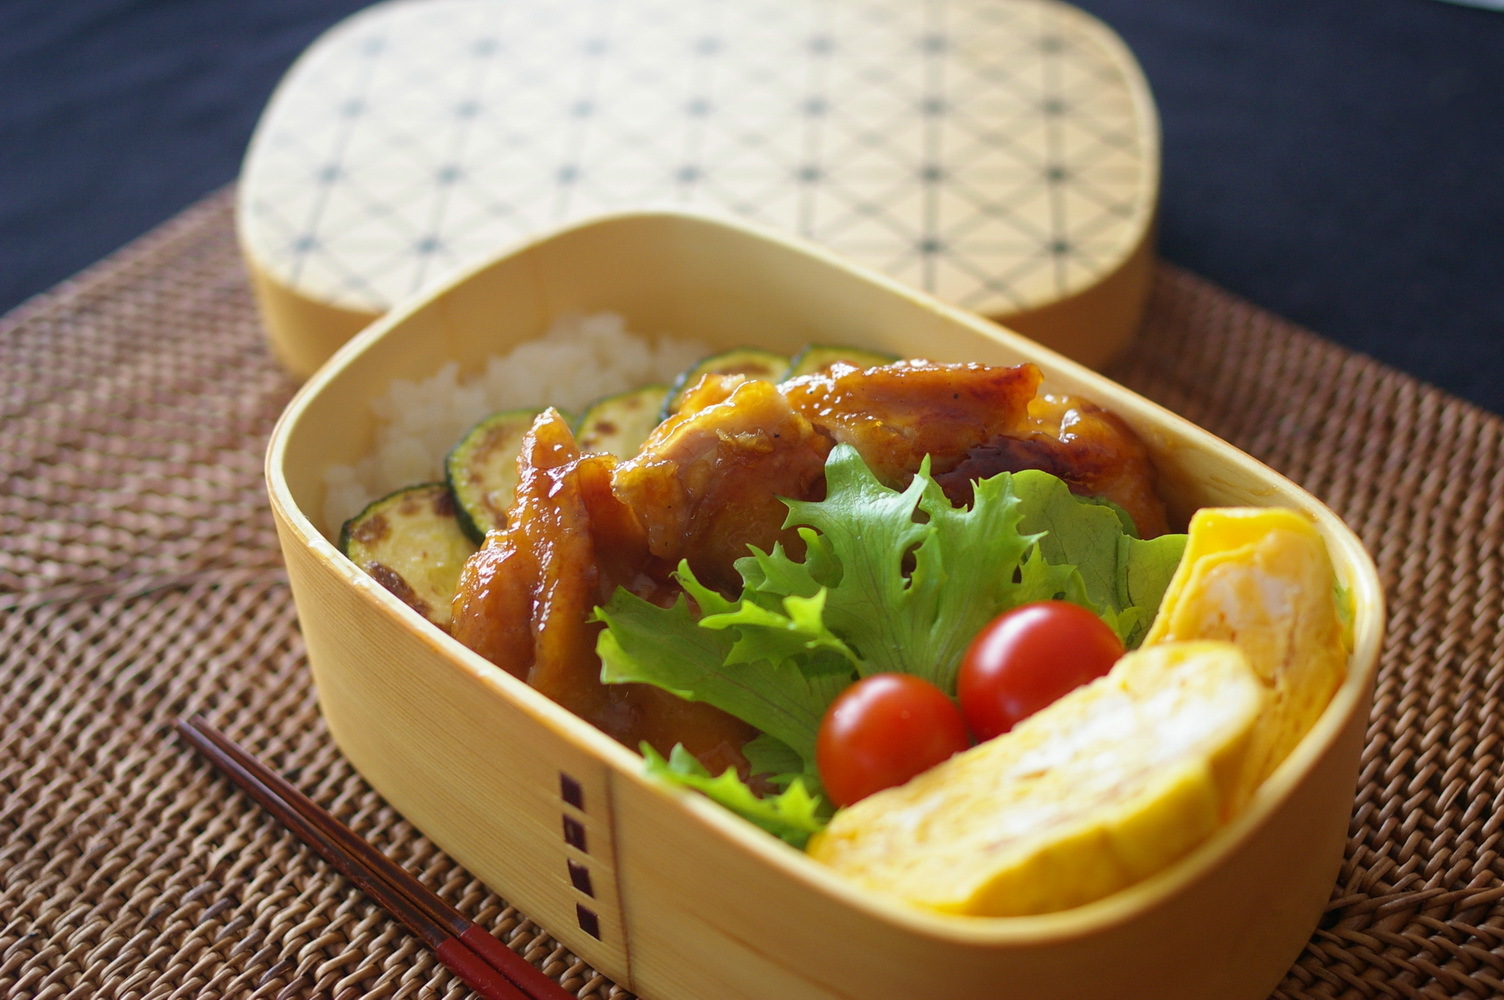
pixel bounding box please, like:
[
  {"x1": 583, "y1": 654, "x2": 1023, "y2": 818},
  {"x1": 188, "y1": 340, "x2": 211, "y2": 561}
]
[{"x1": 238, "y1": 0, "x2": 1159, "y2": 377}]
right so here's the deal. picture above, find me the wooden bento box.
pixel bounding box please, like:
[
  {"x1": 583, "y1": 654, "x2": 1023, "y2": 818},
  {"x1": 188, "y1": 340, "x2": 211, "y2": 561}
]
[{"x1": 266, "y1": 210, "x2": 1384, "y2": 1000}]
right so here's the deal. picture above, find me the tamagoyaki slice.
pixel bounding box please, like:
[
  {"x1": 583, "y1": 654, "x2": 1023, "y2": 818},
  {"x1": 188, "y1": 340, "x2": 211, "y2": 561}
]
[
  {"x1": 1143, "y1": 506, "x2": 1349, "y2": 797},
  {"x1": 807, "y1": 639, "x2": 1266, "y2": 917}
]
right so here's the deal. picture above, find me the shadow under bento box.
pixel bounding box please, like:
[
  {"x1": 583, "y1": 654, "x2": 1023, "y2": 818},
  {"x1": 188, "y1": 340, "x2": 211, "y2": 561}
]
[{"x1": 266, "y1": 210, "x2": 1384, "y2": 1000}]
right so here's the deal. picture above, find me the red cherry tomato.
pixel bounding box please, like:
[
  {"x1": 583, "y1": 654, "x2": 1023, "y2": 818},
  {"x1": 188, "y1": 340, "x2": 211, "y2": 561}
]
[
  {"x1": 957, "y1": 600, "x2": 1124, "y2": 742},
  {"x1": 817, "y1": 673, "x2": 970, "y2": 808}
]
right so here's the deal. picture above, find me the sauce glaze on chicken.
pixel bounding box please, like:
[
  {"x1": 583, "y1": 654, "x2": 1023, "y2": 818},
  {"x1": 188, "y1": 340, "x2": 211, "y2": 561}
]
[{"x1": 450, "y1": 359, "x2": 1168, "y2": 772}]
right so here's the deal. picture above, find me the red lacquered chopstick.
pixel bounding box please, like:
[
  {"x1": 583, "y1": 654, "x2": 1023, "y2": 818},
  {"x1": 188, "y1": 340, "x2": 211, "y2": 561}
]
[{"x1": 176, "y1": 715, "x2": 574, "y2": 1000}]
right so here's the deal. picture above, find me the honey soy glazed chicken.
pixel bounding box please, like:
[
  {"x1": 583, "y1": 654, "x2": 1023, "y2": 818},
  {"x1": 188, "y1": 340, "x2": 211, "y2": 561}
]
[{"x1": 450, "y1": 359, "x2": 1168, "y2": 772}]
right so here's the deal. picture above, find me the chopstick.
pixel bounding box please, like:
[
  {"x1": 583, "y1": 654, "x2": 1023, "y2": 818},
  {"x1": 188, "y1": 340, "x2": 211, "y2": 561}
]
[{"x1": 176, "y1": 714, "x2": 574, "y2": 1000}]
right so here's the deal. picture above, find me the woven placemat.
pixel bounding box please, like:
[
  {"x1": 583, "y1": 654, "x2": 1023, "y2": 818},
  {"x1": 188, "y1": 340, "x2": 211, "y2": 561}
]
[{"x1": 3, "y1": 188, "x2": 1501, "y2": 999}]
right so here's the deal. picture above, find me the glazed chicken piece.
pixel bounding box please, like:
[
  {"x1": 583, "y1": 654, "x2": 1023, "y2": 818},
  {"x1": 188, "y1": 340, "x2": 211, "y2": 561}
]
[
  {"x1": 450, "y1": 409, "x2": 755, "y2": 773},
  {"x1": 784, "y1": 359, "x2": 1168, "y2": 537},
  {"x1": 934, "y1": 392, "x2": 1169, "y2": 538},
  {"x1": 780, "y1": 360, "x2": 1042, "y2": 484},
  {"x1": 612, "y1": 375, "x2": 834, "y2": 593}
]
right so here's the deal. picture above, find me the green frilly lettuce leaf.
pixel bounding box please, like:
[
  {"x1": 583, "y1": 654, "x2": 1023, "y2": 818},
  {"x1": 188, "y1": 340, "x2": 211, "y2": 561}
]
[{"x1": 641, "y1": 743, "x2": 829, "y2": 849}]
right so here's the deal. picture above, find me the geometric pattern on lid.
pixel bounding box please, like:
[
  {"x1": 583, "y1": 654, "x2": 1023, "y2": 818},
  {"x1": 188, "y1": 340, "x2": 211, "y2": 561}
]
[{"x1": 239, "y1": 0, "x2": 1156, "y2": 317}]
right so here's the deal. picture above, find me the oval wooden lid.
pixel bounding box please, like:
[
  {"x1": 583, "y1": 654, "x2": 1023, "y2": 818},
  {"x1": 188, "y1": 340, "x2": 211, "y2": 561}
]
[{"x1": 238, "y1": 0, "x2": 1159, "y2": 377}]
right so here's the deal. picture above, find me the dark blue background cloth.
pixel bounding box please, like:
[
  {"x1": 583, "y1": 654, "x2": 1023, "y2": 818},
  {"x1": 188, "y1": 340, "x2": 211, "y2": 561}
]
[{"x1": 3, "y1": 0, "x2": 1501, "y2": 415}]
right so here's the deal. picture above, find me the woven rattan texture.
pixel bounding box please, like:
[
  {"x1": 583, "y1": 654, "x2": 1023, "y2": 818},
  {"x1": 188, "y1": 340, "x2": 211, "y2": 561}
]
[{"x1": 2, "y1": 188, "x2": 1501, "y2": 999}]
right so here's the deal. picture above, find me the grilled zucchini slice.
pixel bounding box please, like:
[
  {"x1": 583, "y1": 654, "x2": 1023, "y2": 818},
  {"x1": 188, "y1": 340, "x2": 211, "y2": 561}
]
[
  {"x1": 576, "y1": 385, "x2": 668, "y2": 458},
  {"x1": 661, "y1": 348, "x2": 790, "y2": 420},
  {"x1": 339, "y1": 483, "x2": 477, "y2": 632},
  {"x1": 784, "y1": 344, "x2": 900, "y2": 378},
  {"x1": 445, "y1": 408, "x2": 540, "y2": 543}
]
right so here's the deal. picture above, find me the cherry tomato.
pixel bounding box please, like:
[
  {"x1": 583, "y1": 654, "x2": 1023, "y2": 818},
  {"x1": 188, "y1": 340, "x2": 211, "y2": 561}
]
[
  {"x1": 816, "y1": 673, "x2": 970, "y2": 808},
  {"x1": 957, "y1": 600, "x2": 1124, "y2": 742}
]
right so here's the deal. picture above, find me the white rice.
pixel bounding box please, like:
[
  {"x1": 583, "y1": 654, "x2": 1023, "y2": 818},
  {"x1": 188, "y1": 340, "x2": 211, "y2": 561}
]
[{"x1": 322, "y1": 312, "x2": 711, "y2": 533}]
